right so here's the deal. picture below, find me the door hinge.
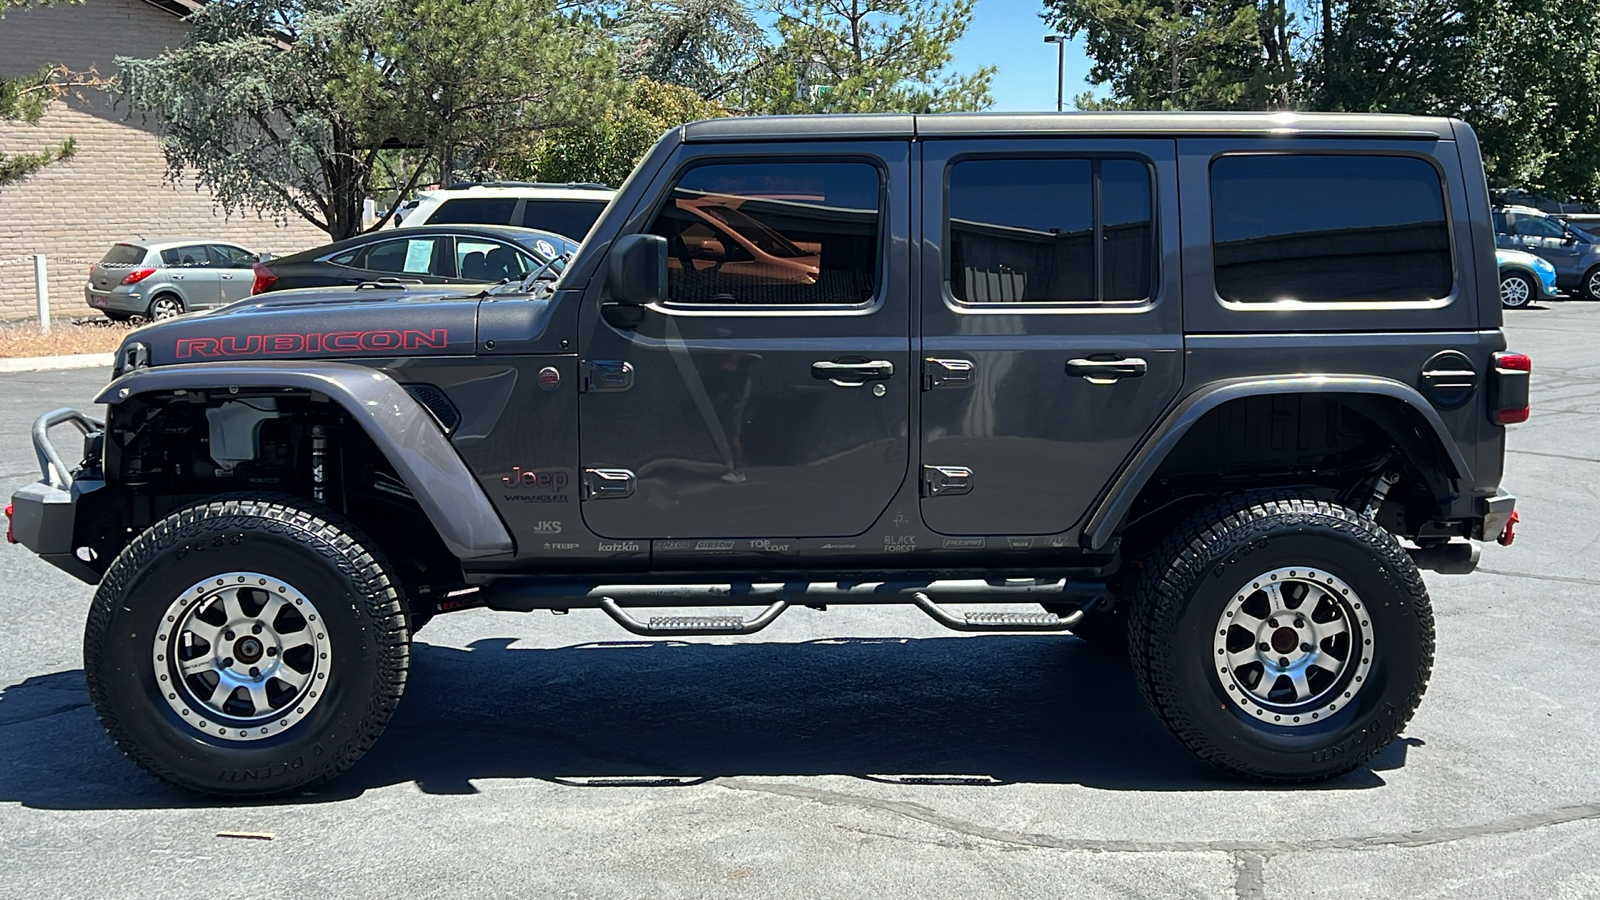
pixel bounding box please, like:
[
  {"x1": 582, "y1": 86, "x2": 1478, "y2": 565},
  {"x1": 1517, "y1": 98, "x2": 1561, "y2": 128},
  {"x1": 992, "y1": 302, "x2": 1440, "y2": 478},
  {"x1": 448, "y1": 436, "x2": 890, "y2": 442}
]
[
  {"x1": 922, "y1": 465, "x2": 973, "y2": 497},
  {"x1": 582, "y1": 468, "x2": 636, "y2": 500},
  {"x1": 581, "y1": 360, "x2": 635, "y2": 393},
  {"x1": 923, "y1": 357, "x2": 974, "y2": 391}
]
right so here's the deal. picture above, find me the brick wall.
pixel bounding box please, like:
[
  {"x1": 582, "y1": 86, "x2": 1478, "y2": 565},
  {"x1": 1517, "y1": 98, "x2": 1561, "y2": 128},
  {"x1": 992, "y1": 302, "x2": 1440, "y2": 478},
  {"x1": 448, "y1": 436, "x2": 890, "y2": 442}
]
[{"x1": 0, "y1": 0, "x2": 328, "y2": 322}]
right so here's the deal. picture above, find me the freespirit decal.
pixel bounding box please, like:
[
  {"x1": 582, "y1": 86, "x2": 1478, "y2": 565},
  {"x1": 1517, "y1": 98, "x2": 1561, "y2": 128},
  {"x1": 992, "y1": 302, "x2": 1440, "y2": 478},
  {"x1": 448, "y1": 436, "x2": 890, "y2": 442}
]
[{"x1": 175, "y1": 329, "x2": 449, "y2": 358}]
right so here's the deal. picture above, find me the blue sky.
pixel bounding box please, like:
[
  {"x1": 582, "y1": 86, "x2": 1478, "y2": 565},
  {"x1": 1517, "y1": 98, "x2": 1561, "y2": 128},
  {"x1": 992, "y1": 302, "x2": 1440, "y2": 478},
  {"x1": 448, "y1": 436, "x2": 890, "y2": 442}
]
[{"x1": 947, "y1": 0, "x2": 1097, "y2": 111}]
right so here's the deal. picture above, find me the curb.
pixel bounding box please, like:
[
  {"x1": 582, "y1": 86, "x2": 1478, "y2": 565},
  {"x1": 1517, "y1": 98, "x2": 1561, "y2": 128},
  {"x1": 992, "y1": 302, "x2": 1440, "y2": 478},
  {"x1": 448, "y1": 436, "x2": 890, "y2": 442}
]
[{"x1": 0, "y1": 352, "x2": 114, "y2": 374}]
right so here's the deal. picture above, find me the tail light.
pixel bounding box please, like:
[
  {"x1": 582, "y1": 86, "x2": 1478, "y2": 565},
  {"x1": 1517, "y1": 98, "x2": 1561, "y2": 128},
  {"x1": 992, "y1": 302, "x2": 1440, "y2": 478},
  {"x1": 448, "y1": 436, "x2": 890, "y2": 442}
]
[
  {"x1": 251, "y1": 262, "x2": 278, "y2": 295},
  {"x1": 5, "y1": 504, "x2": 15, "y2": 545},
  {"x1": 120, "y1": 267, "x2": 156, "y2": 286},
  {"x1": 1490, "y1": 351, "x2": 1531, "y2": 425}
]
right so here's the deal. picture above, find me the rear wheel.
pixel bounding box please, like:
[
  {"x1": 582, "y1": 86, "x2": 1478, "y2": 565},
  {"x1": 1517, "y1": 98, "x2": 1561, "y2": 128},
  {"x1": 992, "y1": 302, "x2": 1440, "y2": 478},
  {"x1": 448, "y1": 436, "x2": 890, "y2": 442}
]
[
  {"x1": 148, "y1": 294, "x2": 184, "y2": 320},
  {"x1": 1499, "y1": 271, "x2": 1534, "y2": 308},
  {"x1": 84, "y1": 496, "x2": 410, "y2": 797},
  {"x1": 1128, "y1": 494, "x2": 1433, "y2": 782}
]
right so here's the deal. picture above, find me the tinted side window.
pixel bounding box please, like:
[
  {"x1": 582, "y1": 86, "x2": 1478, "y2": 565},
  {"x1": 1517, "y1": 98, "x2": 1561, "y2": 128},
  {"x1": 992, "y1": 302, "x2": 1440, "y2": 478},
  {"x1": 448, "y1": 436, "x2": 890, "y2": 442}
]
[
  {"x1": 1211, "y1": 155, "x2": 1452, "y2": 303},
  {"x1": 207, "y1": 245, "x2": 257, "y2": 267},
  {"x1": 519, "y1": 199, "x2": 607, "y2": 240},
  {"x1": 646, "y1": 161, "x2": 882, "y2": 306},
  {"x1": 161, "y1": 246, "x2": 207, "y2": 267},
  {"x1": 456, "y1": 239, "x2": 531, "y2": 281},
  {"x1": 363, "y1": 237, "x2": 446, "y2": 276},
  {"x1": 428, "y1": 198, "x2": 517, "y2": 225},
  {"x1": 947, "y1": 158, "x2": 1154, "y2": 304},
  {"x1": 1515, "y1": 216, "x2": 1565, "y2": 238}
]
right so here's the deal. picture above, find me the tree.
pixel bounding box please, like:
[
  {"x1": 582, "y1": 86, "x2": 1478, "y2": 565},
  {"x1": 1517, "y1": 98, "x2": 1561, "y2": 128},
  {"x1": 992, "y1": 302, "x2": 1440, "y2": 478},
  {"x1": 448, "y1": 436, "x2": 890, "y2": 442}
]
[
  {"x1": 513, "y1": 77, "x2": 725, "y2": 186},
  {"x1": 742, "y1": 0, "x2": 994, "y2": 114},
  {"x1": 1, "y1": 0, "x2": 82, "y2": 189},
  {"x1": 1043, "y1": 0, "x2": 1296, "y2": 110},
  {"x1": 611, "y1": 0, "x2": 764, "y2": 100},
  {"x1": 118, "y1": 0, "x2": 618, "y2": 240}
]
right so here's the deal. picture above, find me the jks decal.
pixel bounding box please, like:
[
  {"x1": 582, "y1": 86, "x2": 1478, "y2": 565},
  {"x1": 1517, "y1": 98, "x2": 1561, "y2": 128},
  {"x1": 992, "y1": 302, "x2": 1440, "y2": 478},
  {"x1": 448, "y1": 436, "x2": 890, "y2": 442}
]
[{"x1": 175, "y1": 329, "x2": 449, "y2": 359}]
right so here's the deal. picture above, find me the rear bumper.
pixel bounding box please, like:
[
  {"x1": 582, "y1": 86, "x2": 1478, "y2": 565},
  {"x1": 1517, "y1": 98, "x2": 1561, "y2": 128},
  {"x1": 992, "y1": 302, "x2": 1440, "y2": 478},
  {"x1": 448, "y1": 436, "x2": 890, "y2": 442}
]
[
  {"x1": 1480, "y1": 490, "x2": 1517, "y2": 542},
  {"x1": 84, "y1": 285, "x2": 146, "y2": 314},
  {"x1": 8, "y1": 408, "x2": 106, "y2": 583}
]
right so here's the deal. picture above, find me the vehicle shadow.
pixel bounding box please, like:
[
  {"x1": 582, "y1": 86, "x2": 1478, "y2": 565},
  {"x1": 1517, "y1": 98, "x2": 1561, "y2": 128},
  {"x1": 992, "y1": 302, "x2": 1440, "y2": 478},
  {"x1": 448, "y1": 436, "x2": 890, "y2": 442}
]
[{"x1": 0, "y1": 635, "x2": 1415, "y2": 809}]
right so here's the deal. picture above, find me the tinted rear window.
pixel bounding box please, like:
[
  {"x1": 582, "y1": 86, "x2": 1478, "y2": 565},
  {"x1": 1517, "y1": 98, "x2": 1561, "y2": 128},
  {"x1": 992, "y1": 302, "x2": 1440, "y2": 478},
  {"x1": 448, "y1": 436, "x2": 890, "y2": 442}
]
[
  {"x1": 1211, "y1": 155, "x2": 1452, "y2": 303},
  {"x1": 100, "y1": 244, "x2": 146, "y2": 265},
  {"x1": 518, "y1": 199, "x2": 607, "y2": 241},
  {"x1": 427, "y1": 198, "x2": 517, "y2": 225}
]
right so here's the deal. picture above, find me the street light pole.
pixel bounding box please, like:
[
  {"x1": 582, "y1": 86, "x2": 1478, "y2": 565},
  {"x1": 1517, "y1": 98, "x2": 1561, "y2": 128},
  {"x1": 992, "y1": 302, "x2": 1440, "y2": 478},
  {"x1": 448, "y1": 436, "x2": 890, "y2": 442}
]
[{"x1": 1043, "y1": 35, "x2": 1065, "y2": 112}]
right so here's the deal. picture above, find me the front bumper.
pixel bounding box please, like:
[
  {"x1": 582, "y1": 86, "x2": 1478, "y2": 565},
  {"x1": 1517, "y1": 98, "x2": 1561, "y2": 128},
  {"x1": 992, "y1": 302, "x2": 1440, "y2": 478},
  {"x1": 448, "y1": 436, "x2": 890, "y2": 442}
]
[{"x1": 7, "y1": 408, "x2": 106, "y2": 583}]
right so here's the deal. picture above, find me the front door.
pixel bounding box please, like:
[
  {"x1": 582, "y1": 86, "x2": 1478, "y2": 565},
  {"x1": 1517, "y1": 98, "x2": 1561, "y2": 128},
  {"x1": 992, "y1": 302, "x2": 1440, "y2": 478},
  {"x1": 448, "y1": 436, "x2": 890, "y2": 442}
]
[
  {"x1": 578, "y1": 145, "x2": 912, "y2": 539},
  {"x1": 917, "y1": 139, "x2": 1184, "y2": 537}
]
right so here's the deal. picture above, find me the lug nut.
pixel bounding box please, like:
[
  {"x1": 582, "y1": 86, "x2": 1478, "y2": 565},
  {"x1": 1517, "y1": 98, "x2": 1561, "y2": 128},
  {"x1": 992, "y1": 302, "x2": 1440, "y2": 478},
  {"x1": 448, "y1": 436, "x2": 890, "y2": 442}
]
[
  {"x1": 221, "y1": 657, "x2": 233, "y2": 668},
  {"x1": 249, "y1": 666, "x2": 260, "y2": 678},
  {"x1": 266, "y1": 647, "x2": 278, "y2": 657},
  {"x1": 1295, "y1": 618, "x2": 1306, "y2": 629},
  {"x1": 1268, "y1": 618, "x2": 1279, "y2": 628},
  {"x1": 1279, "y1": 657, "x2": 1290, "y2": 667},
  {"x1": 252, "y1": 623, "x2": 264, "y2": 635},
  {"x1": 1301, "y1": 643, "x2": 1313, "y2": 652},
  {"x1": 224, "y1": 631, "x2": 235, "y2": 641},
  {"x1": 1258, "y1": 642, "x2": 1271, "y2": 652}
]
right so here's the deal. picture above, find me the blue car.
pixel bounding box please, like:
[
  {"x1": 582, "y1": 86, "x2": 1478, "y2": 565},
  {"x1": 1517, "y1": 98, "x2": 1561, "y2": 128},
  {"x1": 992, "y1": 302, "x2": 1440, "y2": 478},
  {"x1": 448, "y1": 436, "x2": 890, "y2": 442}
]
[{"x1": 1495, "y1": 248, "x2": 1558, "y2": 308}]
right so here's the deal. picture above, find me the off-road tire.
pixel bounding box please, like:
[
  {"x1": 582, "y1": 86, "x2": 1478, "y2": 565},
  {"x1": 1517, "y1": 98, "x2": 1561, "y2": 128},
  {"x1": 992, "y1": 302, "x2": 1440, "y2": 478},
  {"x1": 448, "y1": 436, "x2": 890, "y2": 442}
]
[
  {"x1": 84, "y1": 495, "x2": 410, "y2": 797},
  {"x1": 1127, "y1": 493, "x2": 1434, "y2": 782}
]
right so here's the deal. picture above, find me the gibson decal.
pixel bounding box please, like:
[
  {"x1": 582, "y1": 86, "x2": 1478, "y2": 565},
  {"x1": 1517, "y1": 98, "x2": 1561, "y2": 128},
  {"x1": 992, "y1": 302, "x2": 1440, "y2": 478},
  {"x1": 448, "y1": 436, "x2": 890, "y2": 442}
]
[{"x1": 175, "y1": 329, "x2": 449, "y2": 358}]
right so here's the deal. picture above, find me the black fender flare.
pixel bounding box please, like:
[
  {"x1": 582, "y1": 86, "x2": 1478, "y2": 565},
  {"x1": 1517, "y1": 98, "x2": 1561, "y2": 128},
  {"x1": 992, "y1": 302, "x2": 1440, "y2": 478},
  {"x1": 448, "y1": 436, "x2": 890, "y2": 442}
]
[
  {"x1": 1082, "y1": 375, "x2": 1472, "y2": 552},
  {"x1": 97, "y1": 361, "x2": 514, "y2": 560}
]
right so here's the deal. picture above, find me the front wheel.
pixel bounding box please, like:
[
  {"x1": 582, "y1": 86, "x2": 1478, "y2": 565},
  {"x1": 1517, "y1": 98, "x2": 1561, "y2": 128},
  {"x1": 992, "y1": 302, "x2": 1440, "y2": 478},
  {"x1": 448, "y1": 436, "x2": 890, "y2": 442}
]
[
  {"x1": 84, "y1": 496, "x2": 410, "y2": 797},
  {"x1": 1128, "y1": 494, "x2": 1434, "y2": 782}
]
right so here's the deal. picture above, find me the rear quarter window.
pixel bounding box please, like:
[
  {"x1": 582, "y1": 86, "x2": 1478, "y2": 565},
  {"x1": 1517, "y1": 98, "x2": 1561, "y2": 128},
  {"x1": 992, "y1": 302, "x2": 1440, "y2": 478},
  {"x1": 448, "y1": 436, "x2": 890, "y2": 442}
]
[
  {"x1": 1211, "y1": 154, "x2": 1452, "y2": 304},
  {"x1": 426, "y1": 198, "x2": 517, "y2": 226},
  {"x1": 518, "y1": 199, "x2": 607, "y2": 241}
]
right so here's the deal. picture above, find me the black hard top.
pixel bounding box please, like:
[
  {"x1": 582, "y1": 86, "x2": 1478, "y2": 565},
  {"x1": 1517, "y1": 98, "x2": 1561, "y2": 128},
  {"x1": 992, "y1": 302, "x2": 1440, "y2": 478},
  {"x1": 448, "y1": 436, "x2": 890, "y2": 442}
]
[{"x1": 680, "y1": 111, "x2": 1456, "y2": 143}]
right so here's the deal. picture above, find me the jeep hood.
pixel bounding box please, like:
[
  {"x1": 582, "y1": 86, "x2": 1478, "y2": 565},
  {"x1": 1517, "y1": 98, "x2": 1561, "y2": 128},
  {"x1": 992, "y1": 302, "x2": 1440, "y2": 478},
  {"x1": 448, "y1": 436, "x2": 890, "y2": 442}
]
[{"x1": 117, "y1": 286, "x2": 484, "y2": 368}]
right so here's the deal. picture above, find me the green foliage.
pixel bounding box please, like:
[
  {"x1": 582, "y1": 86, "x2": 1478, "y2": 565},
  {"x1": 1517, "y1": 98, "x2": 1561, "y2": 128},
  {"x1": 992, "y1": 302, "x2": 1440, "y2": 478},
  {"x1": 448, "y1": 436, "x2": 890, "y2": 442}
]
[
  {"x1": 118, "y1": 0, "x2": 619, "y2": 239},
  {"x1": 1, "y1": 0, "x2": 82, "y2": 189},
  {"x1": 1044, "y1": 0, "x2": 1294, "y2": 110},
  {"x1": 514, "y1": 77, "x2": 726, "y2": 186},
  {"x1": 612, "y1": 0, "x2": 765, "y2": 100},
  {"x1": 742, "y1": 0, "x2": 994, "y2": 114}
]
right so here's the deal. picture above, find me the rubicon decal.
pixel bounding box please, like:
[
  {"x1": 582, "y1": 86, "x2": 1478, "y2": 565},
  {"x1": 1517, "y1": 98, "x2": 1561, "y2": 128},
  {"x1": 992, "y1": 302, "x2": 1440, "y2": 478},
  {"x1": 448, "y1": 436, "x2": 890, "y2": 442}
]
[{"x1": 175, "y1": 329, "x2": 449, "y2": 358}]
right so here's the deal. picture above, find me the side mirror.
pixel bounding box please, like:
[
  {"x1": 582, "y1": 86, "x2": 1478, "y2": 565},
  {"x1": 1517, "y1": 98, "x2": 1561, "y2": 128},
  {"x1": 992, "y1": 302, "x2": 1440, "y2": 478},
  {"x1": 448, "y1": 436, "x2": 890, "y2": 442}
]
[{"x1": 607, "y1": 234, "x2": 667, "y2": 306}]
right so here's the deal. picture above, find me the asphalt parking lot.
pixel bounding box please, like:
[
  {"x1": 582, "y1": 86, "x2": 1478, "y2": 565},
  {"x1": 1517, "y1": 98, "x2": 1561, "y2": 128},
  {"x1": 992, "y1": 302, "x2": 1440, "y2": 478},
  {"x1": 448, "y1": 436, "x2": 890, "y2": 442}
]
[{"x1": 2, "y1": 299, "x2": 1599, "y2": 899}]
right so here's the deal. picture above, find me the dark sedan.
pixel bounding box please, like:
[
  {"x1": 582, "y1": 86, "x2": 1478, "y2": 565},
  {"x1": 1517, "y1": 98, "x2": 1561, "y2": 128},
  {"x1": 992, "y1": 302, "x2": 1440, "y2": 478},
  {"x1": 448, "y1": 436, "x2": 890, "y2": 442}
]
[{"x1": 251, "y1": 225, "x2": 578, "y2": 294}]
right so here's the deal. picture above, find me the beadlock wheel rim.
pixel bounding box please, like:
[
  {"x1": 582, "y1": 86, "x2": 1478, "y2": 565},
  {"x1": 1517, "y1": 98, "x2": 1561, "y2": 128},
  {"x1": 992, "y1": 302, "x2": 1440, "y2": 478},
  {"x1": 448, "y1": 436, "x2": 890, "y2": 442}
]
[
  {"x1": 151, "y1": 572, "x2": 332, "y2": 741},
  {"x1": 1501, "y1": 276, "x2": 1530, "y2": 306},
  {"x1": 1212, "y1": 566, "x2": 1374, "y2": 727}
]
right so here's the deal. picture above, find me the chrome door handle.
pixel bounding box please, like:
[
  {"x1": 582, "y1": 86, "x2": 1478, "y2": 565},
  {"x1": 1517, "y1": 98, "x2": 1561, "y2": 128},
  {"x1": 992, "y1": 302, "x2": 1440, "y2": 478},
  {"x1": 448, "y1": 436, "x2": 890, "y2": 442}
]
[
  {"x1": 1066, "y1": 357, "x2": 1148, "y2": 383},
  {"x1": 812, "y1": 359, "x2": 894, "y2": 387}
]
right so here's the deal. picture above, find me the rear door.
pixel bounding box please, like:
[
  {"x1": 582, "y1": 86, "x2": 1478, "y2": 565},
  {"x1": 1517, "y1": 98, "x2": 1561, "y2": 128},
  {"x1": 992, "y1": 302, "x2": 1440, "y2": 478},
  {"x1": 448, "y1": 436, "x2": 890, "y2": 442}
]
[{"x1": 917, "y1": 139, "x2": 1184, "y2": 537}]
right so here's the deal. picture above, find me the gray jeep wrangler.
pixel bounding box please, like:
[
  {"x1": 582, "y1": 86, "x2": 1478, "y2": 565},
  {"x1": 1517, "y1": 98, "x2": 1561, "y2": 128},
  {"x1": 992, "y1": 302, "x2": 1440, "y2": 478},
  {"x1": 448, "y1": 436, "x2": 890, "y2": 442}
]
[{"x1": 8, "y1": 112, "x2": 1525, "y2": 796}]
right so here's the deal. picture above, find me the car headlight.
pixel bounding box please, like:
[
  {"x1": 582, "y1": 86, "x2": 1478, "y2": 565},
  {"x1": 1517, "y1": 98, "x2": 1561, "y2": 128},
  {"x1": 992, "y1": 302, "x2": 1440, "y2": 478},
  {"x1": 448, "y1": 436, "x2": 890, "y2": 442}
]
[{"x1": 1533, "y1": 257, "x2": 1556, "y2": 275}]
